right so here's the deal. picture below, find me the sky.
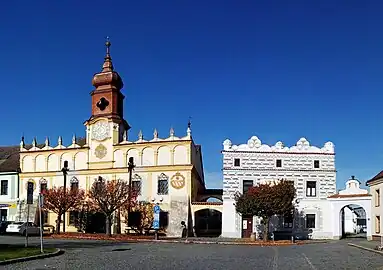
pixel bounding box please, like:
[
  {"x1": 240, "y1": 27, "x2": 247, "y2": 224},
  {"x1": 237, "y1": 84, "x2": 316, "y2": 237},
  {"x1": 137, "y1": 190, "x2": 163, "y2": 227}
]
[{"x1": 0, "y1": 0, "x2": 382, "y2": 190}]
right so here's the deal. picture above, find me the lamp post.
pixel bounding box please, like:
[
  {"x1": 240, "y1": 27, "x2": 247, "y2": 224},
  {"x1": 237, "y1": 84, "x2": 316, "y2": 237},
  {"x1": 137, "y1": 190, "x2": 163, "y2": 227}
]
[
  {"x1": 127, "y1": 157, "x2": 135, "y2": 226},
  {"x1": 61, "y1": 161, "x2": 69, "y2": 233}
]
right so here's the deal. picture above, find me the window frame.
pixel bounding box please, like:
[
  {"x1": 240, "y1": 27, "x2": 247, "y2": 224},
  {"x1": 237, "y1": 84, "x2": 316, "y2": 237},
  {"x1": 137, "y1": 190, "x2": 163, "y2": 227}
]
[
  {"x1": 0, "y1": 180, "x2": 8, "y2": 195},
  {"x1": 313, "y1": 160, "x2": 320, "y2": 169},
  {"x1": 305, "y1": 214, "x2": 316, "y2": 229},
  {"x1": 276, "y1": 159, "x2": 282, "y2": 168},
  {"x1": 242, "y1": 180, "x2": 253, "y2": 194},
  {"x1": 234, "y1": 158, "x2": 241, "y2": 167},
  {"x1": 376, "y1": 189, "x2": 381, "y2": 207},
  {"x1": 157, "y1": 174, "x2": 169, "y2": 195},
  {"x1": 306, "y1": 181, "x2": 317, "y2": 197}
]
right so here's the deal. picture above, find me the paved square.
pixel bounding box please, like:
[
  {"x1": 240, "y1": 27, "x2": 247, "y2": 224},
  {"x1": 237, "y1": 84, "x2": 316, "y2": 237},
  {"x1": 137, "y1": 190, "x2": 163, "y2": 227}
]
[{"x1": 1, "y1": 236, "x2": 383, "y2": 269}]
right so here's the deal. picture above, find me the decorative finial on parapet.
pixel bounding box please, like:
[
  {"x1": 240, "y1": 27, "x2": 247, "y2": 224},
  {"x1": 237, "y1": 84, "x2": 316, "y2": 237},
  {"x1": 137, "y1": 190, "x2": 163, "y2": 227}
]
[
  {"x1": 58, "y1": 136, "x2": 62, "y2": 146},
  {"x1": 45, "y1": 137, "x2": 50, "y2": 147},
  {"x1": 72, "y1": 134, "x2": 76, "y2": 145},
  {"x1": 138, "y1": 130, "x2": 143, "y2": 140},
  {"x1": 153, "y1": 128, "x2": 158, "y2": 139},
  {"x1": 122, "y1": 129, "x2": 128, "y2": 141},
  {"x1": 170, "y1": 127, "x2": 175, "y2": 137},
  {"x1": 20, "y1": 136, "x2": 25, "y2": 149},
  {"x1": 32, "y1": 137, "x2": 37, "y2": 148},
  {"x1": 187, "y1": 117, "x2": 192, "y2": 137}
]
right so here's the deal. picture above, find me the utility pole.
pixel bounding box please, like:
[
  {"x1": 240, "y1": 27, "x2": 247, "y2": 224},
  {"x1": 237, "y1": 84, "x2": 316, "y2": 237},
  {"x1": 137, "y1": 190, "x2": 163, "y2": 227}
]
[{"x1": 61, "y1": 161, "x2": 69, "y2": 233}]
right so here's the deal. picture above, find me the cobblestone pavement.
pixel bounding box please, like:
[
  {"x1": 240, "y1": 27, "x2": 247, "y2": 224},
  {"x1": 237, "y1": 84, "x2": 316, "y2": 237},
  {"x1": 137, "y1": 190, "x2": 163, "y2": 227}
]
[{"x1": 1, "y1": 238, "x2": 383, "y2": 270}]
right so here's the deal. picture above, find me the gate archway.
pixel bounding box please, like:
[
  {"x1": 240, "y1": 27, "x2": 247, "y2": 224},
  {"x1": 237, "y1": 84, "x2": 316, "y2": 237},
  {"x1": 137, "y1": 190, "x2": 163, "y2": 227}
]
[
  {"x1": 340, "y1": 204, "x2": 367, "y2": 239},
  {"x1": 194, "y1": 209, "x2": 222, "y2": 237}
]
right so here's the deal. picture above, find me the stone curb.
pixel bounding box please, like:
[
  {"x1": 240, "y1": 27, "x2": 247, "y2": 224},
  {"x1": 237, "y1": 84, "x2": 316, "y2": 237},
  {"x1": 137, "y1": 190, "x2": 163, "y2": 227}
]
[
  {"x1": 348, "y1": 243, "x2": 383, "y2": 255},
  {"x1": 0, "y1": 248, "x2": 64, "y2": 266},
  {"x1": 47, "y1": 236, "x2": 328, "y2": 246}
]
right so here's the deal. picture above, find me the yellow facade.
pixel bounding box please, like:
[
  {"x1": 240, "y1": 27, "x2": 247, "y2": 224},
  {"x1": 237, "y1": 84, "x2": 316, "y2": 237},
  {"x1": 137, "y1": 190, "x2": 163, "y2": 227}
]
[{"x1": 18, "y1": 41, "x2": 206, "y2": 237}]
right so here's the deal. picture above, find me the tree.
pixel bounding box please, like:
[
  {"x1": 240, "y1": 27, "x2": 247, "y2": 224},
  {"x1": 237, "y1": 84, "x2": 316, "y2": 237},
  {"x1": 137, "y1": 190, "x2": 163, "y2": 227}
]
[
  {"x1": 88, "y1": 177, "x2": 137, "y2": 236},
  {"x1": 43, "y1": 187, "x2": 85, "y2": 234},
  {"x1": 235, "y1": 179, "x2": 296, "y2": 241},
  {"x1": 123, "y1": 201, "x2": 154, "y2": 234}
]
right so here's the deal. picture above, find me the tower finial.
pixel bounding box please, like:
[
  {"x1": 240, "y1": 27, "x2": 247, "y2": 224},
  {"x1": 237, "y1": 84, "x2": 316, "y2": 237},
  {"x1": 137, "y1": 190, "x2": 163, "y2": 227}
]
[
  {"x1": 102, "y1": 36, "x2": 114, "y2": 72},
  {"x1": 105, "y1": 36, "x2": 111, "y2": 56}
]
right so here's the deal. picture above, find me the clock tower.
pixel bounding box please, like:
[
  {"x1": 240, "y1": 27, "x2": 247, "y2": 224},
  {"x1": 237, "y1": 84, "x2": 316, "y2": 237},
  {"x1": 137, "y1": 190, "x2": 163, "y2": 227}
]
[{"x1": 84, "y1": 39, "x2": 130, "y2": 166}]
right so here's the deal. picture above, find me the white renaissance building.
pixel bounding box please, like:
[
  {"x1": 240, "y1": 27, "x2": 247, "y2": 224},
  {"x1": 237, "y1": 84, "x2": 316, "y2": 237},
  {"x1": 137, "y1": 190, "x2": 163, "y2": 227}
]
[{"x1": 221, "y1": 136, "x2": 337, "y2": 239}]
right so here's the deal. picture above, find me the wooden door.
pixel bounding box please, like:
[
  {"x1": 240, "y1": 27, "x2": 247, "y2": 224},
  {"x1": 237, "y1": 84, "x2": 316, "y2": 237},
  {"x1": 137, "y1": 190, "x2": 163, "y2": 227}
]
[{"x1": 242, "y1": 217, "x2": 253, "y2": 238}]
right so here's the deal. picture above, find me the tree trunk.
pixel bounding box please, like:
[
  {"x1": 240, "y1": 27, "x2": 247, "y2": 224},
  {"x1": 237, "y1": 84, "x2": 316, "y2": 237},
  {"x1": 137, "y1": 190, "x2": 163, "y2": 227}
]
[
  {"x1": 56, "y1": 215, "x2": 62, "y2": 235},
  {"x1": 116, "y1": 209, "x2": 121, "y2": 234},
  {"x1": 263, "y1": 217, "x2": 270, "y2": 242},
  {"x1": 105, "y1": 215, "x2": 112, "y2": 236}
]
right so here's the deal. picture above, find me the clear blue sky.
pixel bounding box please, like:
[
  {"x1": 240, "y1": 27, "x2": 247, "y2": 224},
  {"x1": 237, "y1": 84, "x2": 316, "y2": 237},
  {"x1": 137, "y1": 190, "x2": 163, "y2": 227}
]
[{"x1": 1, "y1": 1, "x2": 382, "y2": 190}]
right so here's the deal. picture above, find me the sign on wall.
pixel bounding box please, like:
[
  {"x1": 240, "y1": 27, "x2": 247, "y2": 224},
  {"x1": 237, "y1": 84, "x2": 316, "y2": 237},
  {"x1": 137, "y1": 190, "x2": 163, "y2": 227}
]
[{"x1": 153, "y1": 204, "x2": 160, "y2": 230}]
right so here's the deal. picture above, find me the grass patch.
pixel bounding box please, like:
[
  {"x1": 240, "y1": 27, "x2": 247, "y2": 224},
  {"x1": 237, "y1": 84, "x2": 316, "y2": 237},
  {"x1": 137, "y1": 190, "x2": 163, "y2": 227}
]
[{"x1": 0, "y1": 245, "x2": 56, "y2": 261}]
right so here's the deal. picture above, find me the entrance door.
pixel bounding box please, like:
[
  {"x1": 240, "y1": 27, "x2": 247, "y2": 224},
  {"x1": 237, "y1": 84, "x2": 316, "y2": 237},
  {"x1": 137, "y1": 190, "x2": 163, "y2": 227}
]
[
  {"x1": 0, "y1": 209, "x2": 7, "y2": 222},
  {"x1": 242, "y1": 216, "x2": 253, "y2": 238}
]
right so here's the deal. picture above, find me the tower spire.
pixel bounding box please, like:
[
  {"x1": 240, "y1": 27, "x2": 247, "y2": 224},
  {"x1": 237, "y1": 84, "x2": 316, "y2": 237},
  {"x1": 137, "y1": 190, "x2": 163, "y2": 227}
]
[{"x1": 102, "y1": 36, "x2": 114, "y2": 72}]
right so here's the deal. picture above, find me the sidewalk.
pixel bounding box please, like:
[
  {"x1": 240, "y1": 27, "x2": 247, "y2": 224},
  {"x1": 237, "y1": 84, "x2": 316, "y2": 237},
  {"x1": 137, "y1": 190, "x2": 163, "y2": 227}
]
[{"x1": 348, "y1": 239, "x2": 383, "y2": 255}]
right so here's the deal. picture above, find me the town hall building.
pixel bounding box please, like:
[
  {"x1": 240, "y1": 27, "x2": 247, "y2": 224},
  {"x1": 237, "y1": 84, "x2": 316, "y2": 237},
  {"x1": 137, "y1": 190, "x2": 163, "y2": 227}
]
[{"x1": 18, "y1": 40, "x2": 211, "y2": 237}]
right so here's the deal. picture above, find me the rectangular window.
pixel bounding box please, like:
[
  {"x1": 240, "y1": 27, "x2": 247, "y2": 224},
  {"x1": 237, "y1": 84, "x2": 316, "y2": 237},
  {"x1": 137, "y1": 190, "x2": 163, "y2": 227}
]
[
  {"x1": 314, "y1": 160, "x2": 320, "y2": 169},
  {"x1": 306, "y1": 214, "x2": 316, "y2": 229},
  {"x1": 70, "y1": 182, "x2": 79, "y2": 191},
  {"x1": 132, "y1": 180, "x2": 142, "y2": 195},
  {"x1": 376, "y1": 216, "x2": 381, "y2": 234},
  {"x1": 283, "y1": 213, "x2": 294, "y2": 228},
  {"x1": 234, "y1": 158, "x2": 240, "y2": 167},
  {"x1": 69, "y1": 211, "x2": 79, "y2": 226},
  {"x1": 157, "y1": 180, "x2": 169, "y2": 195},
  {"x1": 276, "y1": 159, "x2": 282, "y2": 168},
  {"x1": 0, "y1": 180, "x2": 8, "y2": 195},
  {"x1": 40, "y1": 183, "x2": 47, "y2": 194},
  {"x1": 243, "y1": 180, "x2": 253, "y2": 194},
  {"x1": 0, "y1": 209, "x2": 7, "y2": 222},
  {"x1": 376, "y1": 189, "x2": 380, "y2": 207},
  {"x1": 306, "y1": 181, "x2": 317, "y2": 197}
]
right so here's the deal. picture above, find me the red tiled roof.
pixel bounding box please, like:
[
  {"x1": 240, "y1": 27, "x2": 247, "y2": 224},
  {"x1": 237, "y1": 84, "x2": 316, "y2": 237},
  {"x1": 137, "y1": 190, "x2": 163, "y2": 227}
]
[
  {"x1": 327, "y1": 193, "x2": 371, "y2": 199},
  {"x1": 366, "y1": 170, "x2": 383, "y2": 185}
]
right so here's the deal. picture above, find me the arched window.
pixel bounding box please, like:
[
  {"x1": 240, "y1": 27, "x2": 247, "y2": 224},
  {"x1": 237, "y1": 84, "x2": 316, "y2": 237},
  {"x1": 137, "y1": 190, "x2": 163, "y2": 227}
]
[
  {"x1": 132, "y1": 174, "x2": 142, "y2": 195},
  {"x1": 70, "y1": 177, "x2": 79, "y2": 191},
  {"x1": 39, "y1": 178, "x2": 48, "y2": 194},
  {"x1": 157, "y1": 173, "x2": 169, "y2": 195}
]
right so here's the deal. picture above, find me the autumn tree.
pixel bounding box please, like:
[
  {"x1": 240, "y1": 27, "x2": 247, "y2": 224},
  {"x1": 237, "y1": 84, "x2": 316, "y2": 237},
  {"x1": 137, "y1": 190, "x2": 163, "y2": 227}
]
[
  {"x1": 88, "y1": 177, "x2": 137, "y2": 236},
  {"x1": 123, "y1": 201, "x2": 154, "y2": 234},
  {"x1": 43, "y1": 187, "x2": 85, "y2": 234},
  {"x1": 235, "y1": 179, "x2": 296, "y2": 241}
]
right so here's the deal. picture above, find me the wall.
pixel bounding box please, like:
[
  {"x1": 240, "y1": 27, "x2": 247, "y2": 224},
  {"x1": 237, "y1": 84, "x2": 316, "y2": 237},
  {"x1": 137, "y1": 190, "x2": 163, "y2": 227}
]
[
  {"x1": 0, "y1": 172, "x2": 19, "y2": 221},
  {"x1": 221, "y1": 136, "x2": 336, "y2": 238},
  {"x1": 370, "y1": 182, "x2": 383, "y2": 239}
]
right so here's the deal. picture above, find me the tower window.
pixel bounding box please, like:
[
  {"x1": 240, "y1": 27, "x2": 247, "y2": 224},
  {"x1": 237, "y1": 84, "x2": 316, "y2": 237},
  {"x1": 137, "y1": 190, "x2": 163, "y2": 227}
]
[
  {"x1": 96, "y1": 97, "x2": 110, "y2": 111},
  {"x1": 276, "y1": 159, "x2": 282, "y2": 168},
  {"x1": 234, "y1": 158, "x2": 241, "y2": 167},
  {"x1": 314, "y1": 160, "x2": 320, "y2": 168}
]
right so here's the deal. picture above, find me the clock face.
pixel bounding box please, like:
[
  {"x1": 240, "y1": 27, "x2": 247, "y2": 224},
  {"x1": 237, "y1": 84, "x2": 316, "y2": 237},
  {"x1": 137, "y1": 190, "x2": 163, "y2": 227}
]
[{"x1": 92, "y1": 121, "x2": 110, "y2": 141}]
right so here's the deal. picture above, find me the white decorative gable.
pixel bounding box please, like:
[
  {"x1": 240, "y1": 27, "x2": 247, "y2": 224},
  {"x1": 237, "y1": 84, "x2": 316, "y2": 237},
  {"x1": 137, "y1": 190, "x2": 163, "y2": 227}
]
[
  {"x1": 338, "y1": 176, "x2": 368, "y2": 196},
  {"x1": 222, "y1": 135, "x2": 335, "y2": 153}
]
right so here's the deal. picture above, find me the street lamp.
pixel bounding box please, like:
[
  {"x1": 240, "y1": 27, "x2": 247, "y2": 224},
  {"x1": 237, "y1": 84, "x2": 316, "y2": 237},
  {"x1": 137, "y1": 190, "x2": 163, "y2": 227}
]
[
  {"x1": 127, "y1": 157, "x2": 135, "y2": 214},
  {"x1": 61, "y1": 160, "x2": 69, "y2": 233}
]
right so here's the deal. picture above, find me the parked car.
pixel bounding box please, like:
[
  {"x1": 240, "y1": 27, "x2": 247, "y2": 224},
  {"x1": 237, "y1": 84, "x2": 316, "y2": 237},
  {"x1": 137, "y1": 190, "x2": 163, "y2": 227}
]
[
  {"x1": 6, "y1": 222, "x2": 40, "y2": 236},
  {"x1": 0, "y1": 221, "x2": 10, "y2": 234}
]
